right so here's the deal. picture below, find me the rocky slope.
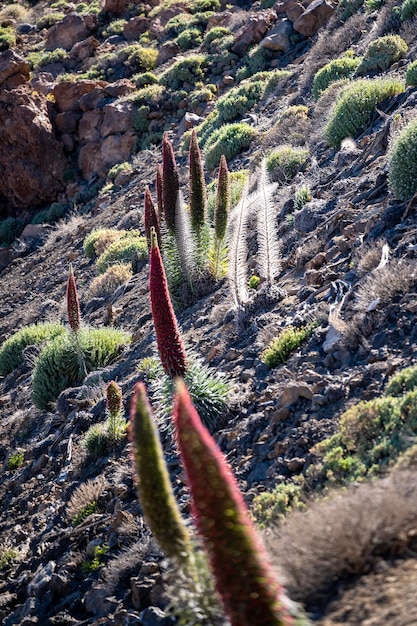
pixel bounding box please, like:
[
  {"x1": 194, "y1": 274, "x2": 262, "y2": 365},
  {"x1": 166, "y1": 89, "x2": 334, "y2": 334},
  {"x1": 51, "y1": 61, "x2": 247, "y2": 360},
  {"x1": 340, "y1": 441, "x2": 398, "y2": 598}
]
[{"x1": 0, "y1": 0, "x2": 417, "y2": 624}]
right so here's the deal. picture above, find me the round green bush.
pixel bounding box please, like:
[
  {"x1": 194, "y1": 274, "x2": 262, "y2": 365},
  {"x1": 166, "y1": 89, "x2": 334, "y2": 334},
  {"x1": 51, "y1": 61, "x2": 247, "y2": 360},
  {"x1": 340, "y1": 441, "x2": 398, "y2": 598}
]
[
  {"x1": 160, "y1": 55, "x2": 207, "y2": 91},
  {"x1": 0, "y1": 322, "x2": 66, "y2": 376},
  {"x1": 388, "y1": 118, "x2": 417, "y2": 201},
  {"x1": 96, "y1": 236, "x2": 148, "y2": 274},
  {"x1": 32, "y1": 327, "x2": 130, "y2": 410},
  {"x1": 401, "y1": 0, "x2": 417, "y2": 20},
  {"x1": 312, "y1": 56, "x2": 361, "y2": 100},
  {"x1": 406, "y1": 60, "x2": 417, "y2": 86},
  {"x1": 204, "y1": 123, "x2": 257, "y2": 171},
  {"x1": 325, "y1": 78, "x2": 404, "y2": 147},
  {"x1": 357, "y1": 35, "x2": 408, "y2": 74},
  {"x1": 266, "y1": 145, "x2": 309, "y2": 183},
  {"x1": 176, "y1": 27, "x2": 203, "y2": 51}
]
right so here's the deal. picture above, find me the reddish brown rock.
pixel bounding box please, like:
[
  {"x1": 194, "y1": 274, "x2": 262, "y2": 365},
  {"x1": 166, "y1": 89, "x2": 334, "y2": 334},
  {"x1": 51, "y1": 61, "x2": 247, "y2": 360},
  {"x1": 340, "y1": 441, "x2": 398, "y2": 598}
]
[
  {"x1": 259, "y1": 18, "x2": 292, "y2": 50},
  {"x1": 156, "y1": 41, "x2": 181, "y2": 66},
  {"x1": 104, "y1": 79, "x2": 135, "y2": 99},
  {"x1": 101, "y1": 100, "x2": 135, "y2": 137},
  {"x1": 78, "y1": 109, "x2": 103, "y2": 143},
  {"x1": 69, "y1": 36, "x2": 99, "y2": 61},
  {"x1": 101, "y1": 0, "x2": 130, "y2": 14},
  {"x1": 45, "y1": 14, "x2": 89, "y2": 51},
  {"x1": 231, "y1": 11, "x2": 277, "y2": 55},
  {"x1": 53, "y1": 79, "x2": 106, "y2": 113},
  {"x1": 0, "y1": 86, "x2": 67, "y2": 212},
  {"x1": 55, "y1": 111, "x2": 81, "y2": 134},
  {"x1": 0, "y1": 49, "x2": 30, "y2": 88},
  {"x1": 123, "y1": 16, "x2": 151, "y2": 40},
  {"x1": 78, "y1": 133, "x2": 136, "y2": 180},
  {"x1": 30, "y1": 72, "x2": 55, "y2": 96},
  {"x1": 293, "y1": 0, "x2": 334, "y2": 36}
]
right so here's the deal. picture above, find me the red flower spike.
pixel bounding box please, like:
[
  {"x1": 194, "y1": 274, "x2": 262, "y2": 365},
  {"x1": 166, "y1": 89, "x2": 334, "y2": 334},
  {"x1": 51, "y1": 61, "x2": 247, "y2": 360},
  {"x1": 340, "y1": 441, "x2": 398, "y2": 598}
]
[
  {"x1": 149, "y1": 232, "x2": 188, "y2": 378},
  {"x1": 189, "y1": 129, "x2": 206, "y2": 232},
  {"x1": 174, "y1": 380, "x2": 293, "y2": 626},
  {"x1": 106, "y1": 381, "x2": 122, "y2": 417},
  {"x1": 67, "y1": 263, "x2": 81, "y2": 333},
  {"x1": 144, "y1": 186, "x2": 162, "y2": 251},
  {"x1": 162, "y1": 133, "x2": 179, "y2": 233},
  {"x1": 156, "y1": 164, "x2": 164, "y2": 220},
  {"x1": 215, "y1": 155, "x2": 230, "y2": 242}
]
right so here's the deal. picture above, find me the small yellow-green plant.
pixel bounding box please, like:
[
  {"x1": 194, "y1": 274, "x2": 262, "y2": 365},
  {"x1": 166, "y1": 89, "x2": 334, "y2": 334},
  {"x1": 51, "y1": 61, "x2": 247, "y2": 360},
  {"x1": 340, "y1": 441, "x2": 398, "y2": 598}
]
[
  {"x1": 204, "y1": 123, "x2": 256, "y2": 171},
  {"x1": 266, "y1": 145, "x2": 309, "y2": 184},
  {"x1": 82, "y1": 544, "x2": 109, "y2": 574},
  {"x1": 0, "y1": 322, "x2": 66, "y2": 376},
  {"x1": 325, "y1": 78, "x2": 404, "y2": 147},
  {"x1": 72, "y1": 502, "x2": 99, "y2": 526},
  {"x1": 96, "y1": 235, "x2": 148, "y2": 274},
  {"x1": 401, "y1": 0, "x2": 417, "y2": 20},
  {"x1": 107, "y1": 162, "x2": 132, "y2": 181},
  {"x1": 406, "y1": 60, "x2": 417, "y2": 86},
  {"x1": 36, "y1": 12, "x2": 64, "y2": 29},
  {"x1": 0, "y1": 546, "x2": 18, "y2": 570},
  {"x1": 7, "y1": 451, "x2": 25, "y2": 471},
  {"x1": 312, "y1": 55, "x2": 361, "y2": 99},
  {"x1": 261, "y1": 325, "x2": 315, "y2": 368},
  {"x1": 248, "y1": 275, "x2": 261, "y2": 290},
  {"x1": 357, "y1": 35, "x2": 407, "y2": 74},
  {"x1": 294, "y1": 185, "x2": 311, "y2": 210},
  {"x1": 88, "y1": 264, "x2": 133, "y2": 298},
  {"x1": 160, "y1": 55, "x2": 207, "y2": 91},
  {"x1": 385, "y1": 364, "x2": 417, "y2": 396},
  {"x1": 388, "y1": 118, "x2": 417, "y2": 201},
  {"x1": 251, "y1": 483, "x2": 305, "y2": 528}
]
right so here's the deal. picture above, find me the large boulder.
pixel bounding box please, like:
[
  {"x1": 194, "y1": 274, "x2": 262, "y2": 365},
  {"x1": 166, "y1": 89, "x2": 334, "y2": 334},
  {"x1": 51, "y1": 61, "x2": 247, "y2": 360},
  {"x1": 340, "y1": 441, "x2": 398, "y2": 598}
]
[
  {"x1": 0, "y1": 86, "x2": 67, "y2": 213},
  {"x1": 45, "y1": 14, "x2": 90, "y2": 51},
  {"x1": 293, "y1": 0, "x2": 335, "y2": 36},
  {"x1": 0, "y1": 49, "x2": 30, "y2": 90},
  {"x1": 259, "y1": 18, "x2": 292, "y2": 50},
  {"x1": 53, "y1": 79, "x2": 107, "y2": 112},
  {"x1": 231, "y1": 11, "x2": 277, "y2": 55},
  {"x1": 78, "y1": 133, "x2": 136, "y2": 180}
]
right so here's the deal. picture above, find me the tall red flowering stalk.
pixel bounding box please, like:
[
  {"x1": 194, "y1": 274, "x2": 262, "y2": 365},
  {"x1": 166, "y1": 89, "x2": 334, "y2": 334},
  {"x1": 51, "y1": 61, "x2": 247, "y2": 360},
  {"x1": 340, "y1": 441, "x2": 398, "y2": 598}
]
[
  {"x1": 174, "y1": 380, "x2": 294, "y2": 626},
  {"x1": 215, "y1": 155, "x2": 230, "y2": 242},
  {"x1": 149, "y1": 229, "x2": 188, "y2": 378},
  {"x1": 162, "y1": 133, "x2": 179, "y2": 234},
  {"x1": 189, "y1": 129, "x2": 206, "y2": 232},
  {"x1": 106, "y1": 380, "x2": 122, "y2": 417},
  {"x1": 144, "y1": 186, "x2": 162, "y2": 251},
  {"x1": 130, "y1": 382, "x2": 192, "y2": 565},
  {"x1": 67, "y1": 263, "x2": 81, "y2": 333},
  {"x1": 156, "y1": 164, "x2": 164, "y2": 220}
]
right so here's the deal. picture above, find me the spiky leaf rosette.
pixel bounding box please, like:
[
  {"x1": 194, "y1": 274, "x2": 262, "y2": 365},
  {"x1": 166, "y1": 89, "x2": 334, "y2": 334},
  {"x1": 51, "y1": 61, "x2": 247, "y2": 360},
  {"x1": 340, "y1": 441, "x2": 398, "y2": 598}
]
[
  {"x1": 144, "y1": 186, "x2": 162, "y2": 251},
  {"x1": 130, "y1": 382, "x2": 192, "y2": 565},
  {"x1": 106, "y1": 380, "x2": 122, "y2": 417},
  {"x1": 189, "y1": 129, "x2": 206, "y2": 232},
  {"x1": 162, "y1": 133, "x2": 179, "y2": 234},
  {"x1": 174, "y1": 381, "x2": 294, "y2": 626},
  {"x1": 150, "y1": 230, "x2": 189, "y2": 378},
  {"x1": 156, "y1": 164, "x2": 164, "y2": 219},
  {"x1": 215, "y1": 155, "x2": 230, "y2": 242},
  {"x1": 67, "y1": 264, "x2": 81, "y2": 333}
]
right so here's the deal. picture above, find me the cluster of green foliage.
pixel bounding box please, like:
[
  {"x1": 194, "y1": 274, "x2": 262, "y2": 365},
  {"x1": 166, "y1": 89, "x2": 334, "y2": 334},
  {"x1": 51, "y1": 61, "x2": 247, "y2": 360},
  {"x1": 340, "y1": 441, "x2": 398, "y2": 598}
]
[
  {"x1": 107, "y1": 162, "x2": 132, "y2": 181},
  {"x1": 0, "y1": 546, "x2": 18, "y2": 570},
  {"x1": 82, "y1": 544, "x2": 109, "y2": 574},
  {"x1": 248, "y1": 275, "x2": 260, "y2": 290},
  {"x1": 406, "y1": 60, "x2": 417, "y2": 86},
  {"x1": 36, "y1": 12, "x2": 65, "y2": 29},
  {"x1": 315, "y1": 367, "x2": 417, "y2": 487},
  {"x1": 0, "y1": 217, "x2": 25, "y2": 246},
  {"x1": 266, "y1": 145, "x2": 309, "y2": 183},
  {"x1": 0, "y1": 322, "x2": 66, "y2": 376},
  {"x1": 132, "y1": 71, "x2": 159, "y2": 88},
  {"x1": 83, "y1": 229, "x2": 139, "y2": 259},
  {"x1": 96, "y1": 234, "x2": 148, "y2": 274},
  {"x1": 261, "y1": 325, "x2": 315, "y2": 368},
  {"x1": 325, "y1": 78, "x2": 404, "y2": 147},
  {"x1": 203, "y1": 26, "x2": 233, "y2": 52},
  {"x1": 101, "y1": 18, "x2": 126, "y2": 38},
  {"x1": 294, "y1": 185, "x2": 312, "y2": 210},
  {"x1": 251, "y1": 483, "x2": 305, "y2": 528},
  {"x1": 401, "y1": 0, "x2": 417, "y2": 20},
  {"x1": 388, "y1": 118, "x2": 417, "y2": 201},
  {"x1": 72, "y1": 501, "x2": 99, "y2": 526},
  {"x1": 86, "y1": 44, "x2": 157, "y2": 81},
  {"x1": 7, "y1": 451, "x2": 25, "y2": 471},
  {"x1": 204, "y1": 123, "x2": 256, "y2": 171},
  {"x1": 176, "y1": 27, "x2": 203, "y2": 51},
  {"x1": 89, "y1": 264, "x2": 133, "y2": 298},
  {"x1": 357, "y1": 35, "x2": 408, "y2": 74},
  {"x1": 27, "y1": 48, "x2": 67, "y2": 69},
  {"x1": 312, "y1": 55, "x2": 361, "y2": 99},
  {"x1": 207, "y1": 170, "x2": 248, "y2": 220},
  {"x1": 0, "y1": 26, "x2": 16, "y2": 51},
  {"x1": 32, "y1": 328, "x2": 130, "y2": 410},
  {"x1": 31, "y1": 202, "x2": 66, "y2": 225},
  {"x1": 160, "y1": 55, "x2": 208, "y2": 91}
]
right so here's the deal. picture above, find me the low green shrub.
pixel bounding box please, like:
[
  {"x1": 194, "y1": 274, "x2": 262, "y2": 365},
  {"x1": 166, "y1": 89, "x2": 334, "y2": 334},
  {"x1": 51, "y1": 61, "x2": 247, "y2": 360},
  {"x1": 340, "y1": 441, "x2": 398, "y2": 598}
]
[
  {"x1": 37, "y1": 12, "x2": 64, "y2": 29},
  {"x1": 0, "y1": 217, "x2": 25, "y2": 245},
  {"x1": 203, "y1": 26, "x2": 232, "y2": 52},
  {"x1": 72, "y1": 502, "x2": 99, "y2": 526},
  {"x1": 312, "y1": 56, "x2": 361, "y2": 99},
  {"x1": 0, "y1": 26, "x2": 16, "y2": 51},
  {"x1": 89, "y1": 264, "x2": 133, "y2": 298},
  {"x1": 251, "y1": 483, "x2": 305, "y2": 528},
  {"x1": 236, "y1": 47, "x2": 275, "y2": 81},
  {"x1": 315, "y1": 389, "x2": 417, "y2": 487},
  {"x1": 175, "y1": 27, "x2": 203, "y2": 51},
  {"x1": 32, "y1": 328, "x2": 130, "y2": 410},
  {"x1": 189, "y1": 0, "x2": 220, "y2": 12},
  {"x1": 0, "y1": 322, "x2": 66, "y2": 376},
  {"x1": 207, "y1": 170, "x2": 248, "y2": 220},
  {"x1": 7, "y1": 451, "x2": 25, "y2": 471},
  {"x1": 325, "y1": 78, "x2": 404, "y2": 147},
  {"x1": 96, "y1": 235, "x2": 148, "y2": 274},
  {"x1": 164, "y1": 13, "x2": 193, "y2": 36},
  {"x1": 294, "y1": 185, "x2": 311, "y2": 210},
  {"x1": 132, "y1": 71, "x2": 159, "y2": 88},
  {"x1": 83, "y1": 414, "x2": 126, "y2": 457},
  {"x1": 160, "y1": 55, "x2": 207, "y2": 91},
  {"x1": 266, "y1": 145, "x2": 309, "y2": 183},
  {"x1": 401, "y1": 0, "x2": 417, "y2": 20},
  {"x1": 357, "y1": 35, "x2": 407, "y2": 74},
  {"x1": 107, "y1": 162, "x2": 132, "y2": 180},
  {"x1": 261, "y1": 325, "x2": 315, "y2": 368},
  {"x1": 406, "y1": 60, "x2": 417, "y2": 86},
  {"x1": 188, "y1": 86, "x2": 216, "y2": 111},
  {"x1": 385, "y1": 364, "x2": 417, "y2": 396},
  {"x1": 31, "y1": 202, "x2": 66, "y2": 225},
  {"x1": 388, "y1": 118, "x2": 417, "y2": 201},
  {"x1": 248, "y1": 275, "x2": 260, "y2": 289},
  {"x1": 204, "y1": 123, "x2": 256, "y2": 170},
  {"x1": 0, "y1": 546, "x2": 18, "y2": 570},
  {"x1": 82, "y1": 544, "x2": 109, "y2": 574},
  {"x1": 83, "y1": 229, "x2": 139, "y2": 258},
  {"x1": 101, "y1": 18, "x2": 126, "y2": 38}
]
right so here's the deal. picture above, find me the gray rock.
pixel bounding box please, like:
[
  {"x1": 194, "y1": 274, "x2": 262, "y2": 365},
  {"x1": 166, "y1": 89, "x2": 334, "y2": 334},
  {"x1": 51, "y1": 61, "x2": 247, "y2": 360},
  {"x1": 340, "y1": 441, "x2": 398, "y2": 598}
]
[{"x1": 139, "y1": 606, "x2": 176, "y2": 625}]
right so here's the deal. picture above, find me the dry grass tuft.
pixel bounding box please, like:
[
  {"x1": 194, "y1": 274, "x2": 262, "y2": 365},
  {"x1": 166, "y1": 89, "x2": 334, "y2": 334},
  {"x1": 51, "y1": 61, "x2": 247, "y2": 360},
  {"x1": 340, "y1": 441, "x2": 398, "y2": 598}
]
[
  {"x1": 66, "y1": 475, "x2": 108, "y2": 522},
  {"x1": 266, "y1": 469, "x2": 417, "y2": 608},
  {"x1": 353, "y1": 259, "x2": 414, "y2": 312},
  {"x1": 88, "y1": 264, "x2": 133, "y2": 299}
]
